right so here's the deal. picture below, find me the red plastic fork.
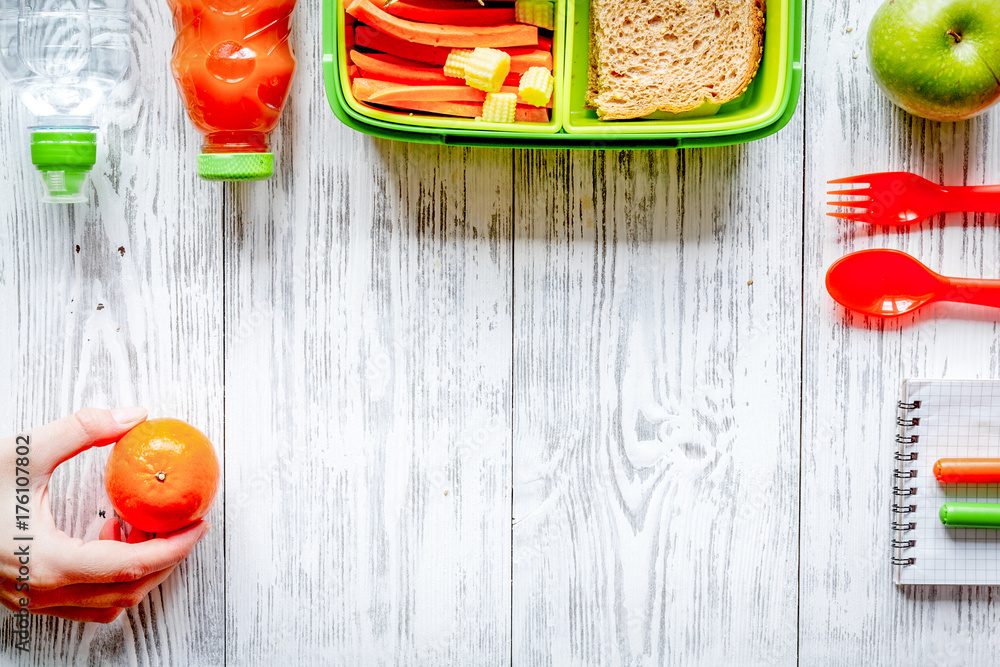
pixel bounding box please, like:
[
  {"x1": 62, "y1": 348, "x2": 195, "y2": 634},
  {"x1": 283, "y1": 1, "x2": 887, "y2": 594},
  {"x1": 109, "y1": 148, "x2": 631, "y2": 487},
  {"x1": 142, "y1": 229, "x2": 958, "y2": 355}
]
[{"x1": 827, "y1": 172, "x2": 1000, "y2": 225}]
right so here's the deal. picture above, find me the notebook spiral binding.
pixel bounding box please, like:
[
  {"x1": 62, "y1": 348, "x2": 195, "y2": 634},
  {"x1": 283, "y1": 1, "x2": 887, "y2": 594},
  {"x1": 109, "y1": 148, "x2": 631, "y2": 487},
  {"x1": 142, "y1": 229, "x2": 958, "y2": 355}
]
[{"x1": 893, "y1": 399, "x2": 920, "y2": 568}]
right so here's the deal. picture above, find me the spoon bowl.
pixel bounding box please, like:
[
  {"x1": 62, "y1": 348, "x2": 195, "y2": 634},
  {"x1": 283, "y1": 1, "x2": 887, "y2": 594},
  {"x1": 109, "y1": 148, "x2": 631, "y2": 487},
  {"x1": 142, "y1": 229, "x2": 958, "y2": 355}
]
[{"x1": 826, "y1": 249, "x2": 948, "y2": 317}]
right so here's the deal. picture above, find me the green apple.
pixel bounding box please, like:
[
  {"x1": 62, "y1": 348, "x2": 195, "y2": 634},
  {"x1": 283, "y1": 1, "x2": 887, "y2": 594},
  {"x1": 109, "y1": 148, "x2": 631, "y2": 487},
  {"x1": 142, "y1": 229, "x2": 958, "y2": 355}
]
[{"x1": 867, "y1": 0, "x2": 1000, "y2": 121}]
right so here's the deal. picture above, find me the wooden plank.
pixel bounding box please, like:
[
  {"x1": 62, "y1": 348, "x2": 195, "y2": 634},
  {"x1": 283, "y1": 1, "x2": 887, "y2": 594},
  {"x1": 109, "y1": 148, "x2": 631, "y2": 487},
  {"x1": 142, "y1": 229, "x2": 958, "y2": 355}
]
[
  {"x1": 800, "y1": 2, "x2": 1000, "y2": 663},
  {"x1": 221, "y1": 63, "x2": 515, "y2": 661},
  {"x1": 511, "y1": 132, "x2": 804, "y2": 664},
  {"x1": 0, "y1": 0, "x2": 225, "y2": 660}
]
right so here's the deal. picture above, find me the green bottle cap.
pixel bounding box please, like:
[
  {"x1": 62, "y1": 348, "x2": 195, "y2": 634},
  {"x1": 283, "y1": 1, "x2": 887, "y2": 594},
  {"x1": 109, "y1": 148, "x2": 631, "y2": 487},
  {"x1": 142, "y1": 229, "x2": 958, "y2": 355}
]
[
  {"x1": 197, "y1": 153, "x2": 274, "y2": 181},
  {"x1": 30, "y1": 131, "x2": 97, "y2": 203}
]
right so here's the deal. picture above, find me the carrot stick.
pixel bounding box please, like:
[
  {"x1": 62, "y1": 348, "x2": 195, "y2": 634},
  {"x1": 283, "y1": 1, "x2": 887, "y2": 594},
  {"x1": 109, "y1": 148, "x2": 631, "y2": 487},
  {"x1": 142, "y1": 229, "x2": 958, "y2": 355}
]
[
  {"x1": 503, "y1": 48, "x2": 552, "y2": 74},
  {"x1": 350, "y1": 50, "x2": 453, "y2": 85},
  {"x1": 369, "y1": 0, "x2": 516, "y2": 26},
  {"x1": 344, "y1": 0, "x2": 538, "y2": 48},
  {"x1": 351, "y1": 49, "x2": 531, "y2": 87},
  {"x1": 934, "y1": 459, "x2": 1000, "y2": 483},
  {"x1": 360, "y1": 97, "x2": 549, "y2": 123},
  {"x1": 354, "y1": 25, "x2": 452, "y2": 65},
  {"x1": 352, "y1": 77, "x2": 551, "y2": 107},
  {"x1": 354, "y1": 78, "x2": 488, "y2": 103}
]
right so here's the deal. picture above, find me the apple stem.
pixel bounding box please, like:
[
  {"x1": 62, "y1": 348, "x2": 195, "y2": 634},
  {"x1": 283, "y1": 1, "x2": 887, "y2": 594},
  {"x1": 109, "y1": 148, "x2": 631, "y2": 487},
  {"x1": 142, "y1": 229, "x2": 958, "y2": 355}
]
[{"x1": 947, "y1": 29, "x2": 963, "y2": 44}]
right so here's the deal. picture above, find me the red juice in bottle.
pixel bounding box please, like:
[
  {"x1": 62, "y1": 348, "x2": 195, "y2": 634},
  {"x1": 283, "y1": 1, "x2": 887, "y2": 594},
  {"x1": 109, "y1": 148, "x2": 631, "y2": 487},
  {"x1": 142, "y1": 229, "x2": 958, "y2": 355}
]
[{"x1": 168, "y1": 0, "x2": 295, "y2": 180}]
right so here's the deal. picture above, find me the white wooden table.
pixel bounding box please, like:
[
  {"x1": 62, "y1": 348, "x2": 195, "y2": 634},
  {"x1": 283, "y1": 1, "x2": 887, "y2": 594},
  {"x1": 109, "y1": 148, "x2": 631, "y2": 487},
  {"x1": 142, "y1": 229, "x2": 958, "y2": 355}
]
[{"x1": 3, "y1": 0, "x2": 1000, "y2": 664}]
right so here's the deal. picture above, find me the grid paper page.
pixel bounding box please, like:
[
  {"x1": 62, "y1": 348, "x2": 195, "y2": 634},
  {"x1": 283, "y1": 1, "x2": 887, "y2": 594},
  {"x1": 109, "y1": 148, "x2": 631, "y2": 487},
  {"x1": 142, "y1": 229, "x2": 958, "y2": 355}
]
[{"x1": 895, "y1": 380, "x2": 1000, "y2": 585}]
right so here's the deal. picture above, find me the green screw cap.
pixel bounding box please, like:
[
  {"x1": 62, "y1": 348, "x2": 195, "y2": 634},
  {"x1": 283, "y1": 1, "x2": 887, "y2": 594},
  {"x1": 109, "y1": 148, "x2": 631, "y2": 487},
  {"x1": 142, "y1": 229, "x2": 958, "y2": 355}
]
[
  {"x1": 30, "y1": 131, "x2": 97, "y2": 203},
  {"x1": 197, "y1": 153, "x2": 274, "y2": 181}
]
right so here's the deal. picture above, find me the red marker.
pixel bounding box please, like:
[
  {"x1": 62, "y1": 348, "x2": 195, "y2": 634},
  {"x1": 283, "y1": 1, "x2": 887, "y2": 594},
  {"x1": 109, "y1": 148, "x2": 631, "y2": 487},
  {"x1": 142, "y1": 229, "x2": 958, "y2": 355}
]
[{"x1": 933, "y1": 459, "x2": 1000, "y2": 484}]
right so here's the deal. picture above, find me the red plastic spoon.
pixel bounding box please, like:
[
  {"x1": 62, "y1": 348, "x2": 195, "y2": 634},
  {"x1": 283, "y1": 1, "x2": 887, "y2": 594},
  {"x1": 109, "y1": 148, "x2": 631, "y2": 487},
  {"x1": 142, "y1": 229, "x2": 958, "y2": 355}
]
[{"x1": 825, "y1": 249, "x2": 1000, "y2": 317}]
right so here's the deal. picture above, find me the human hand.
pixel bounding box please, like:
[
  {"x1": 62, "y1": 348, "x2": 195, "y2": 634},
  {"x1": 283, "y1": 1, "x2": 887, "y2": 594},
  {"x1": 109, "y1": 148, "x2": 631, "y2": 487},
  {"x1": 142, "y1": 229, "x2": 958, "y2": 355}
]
[{"x1": 0, "y1": 408, "x2": 210, "y2": 623}]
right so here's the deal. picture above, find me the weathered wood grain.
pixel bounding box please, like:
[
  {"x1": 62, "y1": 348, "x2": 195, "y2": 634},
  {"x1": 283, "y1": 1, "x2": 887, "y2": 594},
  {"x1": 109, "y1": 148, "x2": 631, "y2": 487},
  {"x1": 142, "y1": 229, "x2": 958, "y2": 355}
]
[
  {"x1": 20, "y1": 0, "x2": 1000, "y2": 661},
  {"x1": 800, "y1": 2, "x2": 1000, "y2": 664},
  {"x1": 511, "y1": 128, "x2": 804, "y2": 664},
  {"x1": 0, "y1": 0, "x2": 225, "y2": 658},
  {"x1": 221, "y1": 12, "x2": 514, "y2": 661}
]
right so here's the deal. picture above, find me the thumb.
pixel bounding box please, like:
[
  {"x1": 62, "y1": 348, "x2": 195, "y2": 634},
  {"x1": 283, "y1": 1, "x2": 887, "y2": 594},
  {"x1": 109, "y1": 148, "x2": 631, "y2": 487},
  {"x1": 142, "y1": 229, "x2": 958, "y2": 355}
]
[
  {"x1": 26, "y1": 407, "x2": 147, "y2": 476},
  {"x1": 67, "y1": 520, "x2": 210, "y2": 584}
]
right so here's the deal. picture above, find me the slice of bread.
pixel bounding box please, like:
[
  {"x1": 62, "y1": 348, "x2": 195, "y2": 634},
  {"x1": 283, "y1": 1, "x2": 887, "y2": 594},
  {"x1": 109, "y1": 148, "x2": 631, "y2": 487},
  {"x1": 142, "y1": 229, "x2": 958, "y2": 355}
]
[{"x1": 591, "y1": 0, "x2": 765, "y2": 120}]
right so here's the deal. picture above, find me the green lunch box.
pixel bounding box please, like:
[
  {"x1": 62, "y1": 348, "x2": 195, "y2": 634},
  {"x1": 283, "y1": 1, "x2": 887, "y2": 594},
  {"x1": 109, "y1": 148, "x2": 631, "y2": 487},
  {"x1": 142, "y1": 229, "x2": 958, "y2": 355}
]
[{"x1": 322, "y1": 0, "x2": 803, "y2": 149}]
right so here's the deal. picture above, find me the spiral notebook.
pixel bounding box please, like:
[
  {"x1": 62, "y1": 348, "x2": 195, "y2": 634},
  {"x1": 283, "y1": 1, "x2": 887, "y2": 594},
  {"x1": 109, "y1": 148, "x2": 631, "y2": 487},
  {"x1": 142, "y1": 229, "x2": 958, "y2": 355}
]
[{"x1": 894, "y1": 379, "x2": 1000, "y2": 585}]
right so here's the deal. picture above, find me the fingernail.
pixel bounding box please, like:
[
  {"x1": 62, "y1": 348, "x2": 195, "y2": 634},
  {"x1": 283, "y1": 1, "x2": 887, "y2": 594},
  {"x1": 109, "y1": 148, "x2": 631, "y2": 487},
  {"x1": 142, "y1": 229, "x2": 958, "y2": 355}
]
[{"x1": 111, "y1": 406, "x2": 146, "y2": 426}]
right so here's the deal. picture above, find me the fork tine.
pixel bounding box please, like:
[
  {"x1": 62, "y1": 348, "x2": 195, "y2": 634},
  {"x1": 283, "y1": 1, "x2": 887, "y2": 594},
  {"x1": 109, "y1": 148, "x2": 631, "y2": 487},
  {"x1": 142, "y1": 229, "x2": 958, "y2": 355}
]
[
  {"x1": 826, "y1": 200, "x2": 872, "y2": 209},
  {"x1": 828, "y1": 175, "x2": 873, "y2": 185},
  {"x1": 826, "y1": 211, "x2": 875, "y2": 223},
  {"x1": 826, "y1": 187, "x2": 872, "y2": 197}
]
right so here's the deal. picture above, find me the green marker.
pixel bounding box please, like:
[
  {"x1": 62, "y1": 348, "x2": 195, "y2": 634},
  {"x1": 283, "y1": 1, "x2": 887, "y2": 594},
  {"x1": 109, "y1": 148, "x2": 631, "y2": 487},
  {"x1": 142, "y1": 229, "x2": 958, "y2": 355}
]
[{"x1": 940, "y1": 503, "x2": 1000, "y2": 529}]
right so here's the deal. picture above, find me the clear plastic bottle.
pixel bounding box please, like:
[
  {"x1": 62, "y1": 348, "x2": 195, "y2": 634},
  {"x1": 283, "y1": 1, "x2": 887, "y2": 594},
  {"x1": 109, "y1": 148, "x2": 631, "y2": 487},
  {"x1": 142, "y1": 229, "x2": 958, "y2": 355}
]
[{"x1": 0, "y1": 0, "x2": 131, "y2": 202}]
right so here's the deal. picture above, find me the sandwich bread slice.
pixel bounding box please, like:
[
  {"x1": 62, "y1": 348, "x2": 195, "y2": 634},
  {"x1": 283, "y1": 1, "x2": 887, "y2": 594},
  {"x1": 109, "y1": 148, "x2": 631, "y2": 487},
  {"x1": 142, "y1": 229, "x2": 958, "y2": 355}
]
[{"x1": 589, "y1": 0, "x2": 766, "y2": 121}]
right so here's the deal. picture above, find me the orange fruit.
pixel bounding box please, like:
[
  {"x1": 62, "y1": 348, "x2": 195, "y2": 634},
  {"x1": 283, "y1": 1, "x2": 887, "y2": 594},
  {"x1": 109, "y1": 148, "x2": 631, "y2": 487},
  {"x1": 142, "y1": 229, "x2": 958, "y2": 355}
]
[{"x1": 105, "y1": 418, "x2": 220, "y2": 534}]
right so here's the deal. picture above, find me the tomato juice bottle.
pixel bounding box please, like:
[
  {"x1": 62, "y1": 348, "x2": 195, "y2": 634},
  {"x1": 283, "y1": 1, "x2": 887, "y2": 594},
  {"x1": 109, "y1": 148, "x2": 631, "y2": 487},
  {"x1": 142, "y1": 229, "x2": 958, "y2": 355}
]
[{"x1": 168, "y1": 0, "x2": 295, "y2": 180}]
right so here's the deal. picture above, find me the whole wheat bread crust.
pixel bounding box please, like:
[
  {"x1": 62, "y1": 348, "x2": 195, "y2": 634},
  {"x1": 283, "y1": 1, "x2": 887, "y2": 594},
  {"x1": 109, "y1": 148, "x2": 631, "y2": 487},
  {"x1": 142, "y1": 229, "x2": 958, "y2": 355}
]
[
  {"x1": 586, "y1": 8, "x2": 599, "y2": 107},
  {"x1": 590, "y1": 0, "x2": 765, "y2": 120}
]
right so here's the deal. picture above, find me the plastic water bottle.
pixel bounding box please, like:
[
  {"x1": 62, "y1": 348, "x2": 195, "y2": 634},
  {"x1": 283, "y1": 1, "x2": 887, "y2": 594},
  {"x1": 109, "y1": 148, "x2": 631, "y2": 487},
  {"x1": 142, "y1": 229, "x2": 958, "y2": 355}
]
[{"x1": 0, "y1": 0, "x2": 131, "y2": 203}]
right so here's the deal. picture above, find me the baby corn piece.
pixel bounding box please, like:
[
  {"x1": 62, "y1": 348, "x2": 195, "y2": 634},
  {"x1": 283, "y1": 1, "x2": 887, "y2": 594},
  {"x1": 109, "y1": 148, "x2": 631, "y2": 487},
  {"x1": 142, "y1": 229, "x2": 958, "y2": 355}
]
[
  {"x1": 482, "y1": 92, "x2": 518, "y2": 123},
  {"x1": 444, "y1": 49, "x2": 474, "y2": 79},
  {"x1": 518, "y1": 66, "x2": 553, "y2": 107},
  {"x1": 514, "y1": 0, "x2": 554, "y2": 30},
  {"x1": 463, "y1": 47, "x2": 511, "y2": 93}
]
